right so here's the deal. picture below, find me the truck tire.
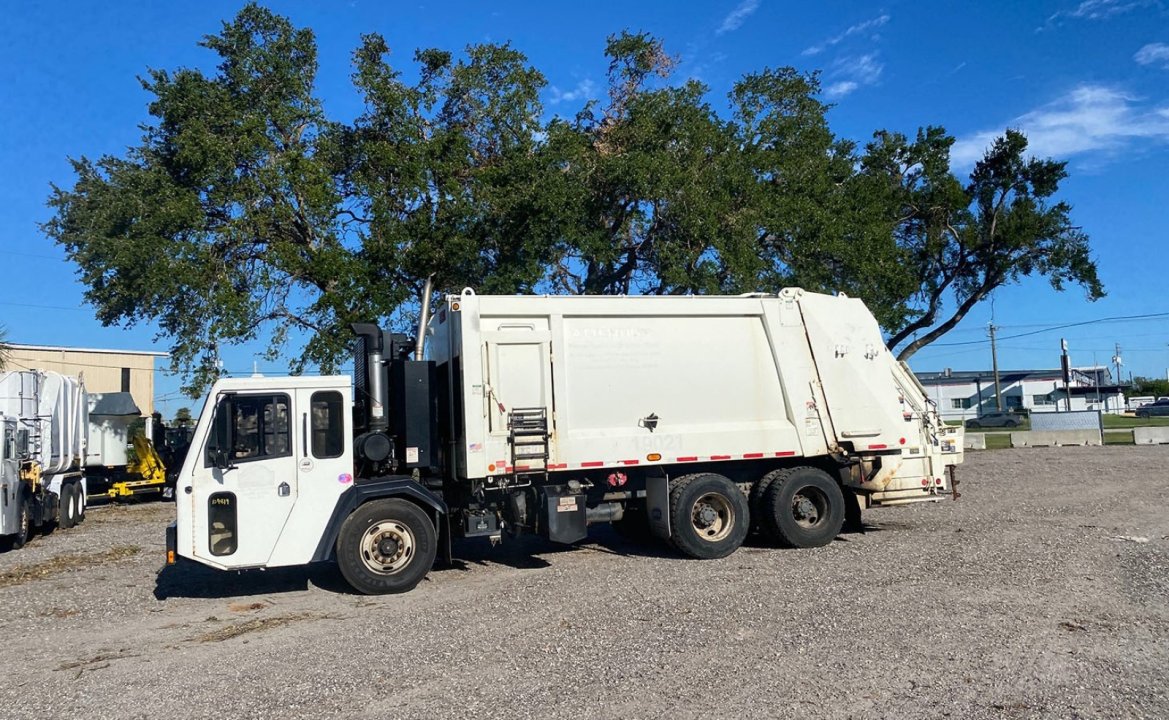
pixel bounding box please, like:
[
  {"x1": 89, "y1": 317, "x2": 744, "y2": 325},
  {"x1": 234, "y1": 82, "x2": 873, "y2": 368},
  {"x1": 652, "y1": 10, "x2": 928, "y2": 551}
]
[
  {"x1": 60, "y1": 483, "x2": 78, "y2": 529},
  {"x1": 749, "y1": 468, "x2": 785, "y2": 532},
  {"x1": 669, "y1": 473, "x2": 749, "y2": 560},
  {"x1": 2, "y1": 495, "x2": 32, "y2": 551},
  {"x1": 336, "y1": 498, "x2": 437, "y2": 595},
  {"x1": 762, "y1": 467, "x2": 844, "y2": 548},
  {"x1": 75, "y1": 487, "x2": 86, "y2": 523}
]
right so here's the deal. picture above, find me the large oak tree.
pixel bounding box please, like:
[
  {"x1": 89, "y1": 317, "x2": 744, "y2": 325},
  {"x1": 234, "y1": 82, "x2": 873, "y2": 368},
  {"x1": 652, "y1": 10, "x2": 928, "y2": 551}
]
[{"x1": 45, "y1": 5, "x2": 1103, "y2": 392}]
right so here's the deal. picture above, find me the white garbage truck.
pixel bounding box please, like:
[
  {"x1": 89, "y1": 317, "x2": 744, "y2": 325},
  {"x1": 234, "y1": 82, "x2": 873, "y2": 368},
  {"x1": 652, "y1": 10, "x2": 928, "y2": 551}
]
[
  {"x1": 0, "y1": 370, "x2": 89, "y2": 549},
  {"x1": 166, "y1": 288, "x2": 964, "y2": 594}
]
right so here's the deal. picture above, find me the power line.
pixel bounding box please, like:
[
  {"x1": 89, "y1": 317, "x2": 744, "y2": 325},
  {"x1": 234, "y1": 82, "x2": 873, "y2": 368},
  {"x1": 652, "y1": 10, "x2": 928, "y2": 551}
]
[
  {"x1": 927, "y1": 312, "x2": 1169, "y2": 348},
  {"x1": 0, "y1": 301, "x2": 91, "y2": 311}
]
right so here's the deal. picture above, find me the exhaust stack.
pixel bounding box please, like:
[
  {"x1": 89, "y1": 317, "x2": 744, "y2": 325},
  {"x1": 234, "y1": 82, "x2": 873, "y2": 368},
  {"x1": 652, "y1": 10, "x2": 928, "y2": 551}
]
[
  {"x1": 351, "y1": 323, "x2": 389, "y2": 433},
  {"x1": 415, "y1": 274, "x2": 434, "y2": 361}
]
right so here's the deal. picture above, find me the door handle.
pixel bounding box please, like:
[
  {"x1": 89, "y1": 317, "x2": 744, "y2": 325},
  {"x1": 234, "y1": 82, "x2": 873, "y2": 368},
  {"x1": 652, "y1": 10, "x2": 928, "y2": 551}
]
[{"x1": 184, "y1": 486, "x2": 192, "y2": 495}]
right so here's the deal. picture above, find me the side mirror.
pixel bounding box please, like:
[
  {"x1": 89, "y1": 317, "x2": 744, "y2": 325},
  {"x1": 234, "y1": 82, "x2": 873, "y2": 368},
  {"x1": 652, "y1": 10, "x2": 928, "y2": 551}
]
[
  {"x1": 212, "y1": 447, "x2": 236, "y2": 472},
  {"x1": 206, "y1": 393, "x2": 237, "y2": 471}
]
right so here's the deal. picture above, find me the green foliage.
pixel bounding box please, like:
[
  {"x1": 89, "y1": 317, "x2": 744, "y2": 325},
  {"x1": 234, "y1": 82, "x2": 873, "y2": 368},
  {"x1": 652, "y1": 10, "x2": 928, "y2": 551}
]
[
  {"x1": 870, "y1": 128, "x2": 1104, "y2": 360},
  {"x1": 174, "y1": 407, "x2": 194, "y2": 427},
  {"x1": 1129, "y1": 377, "x2": 1169, "y2": 398},
  {"x1": 45, "y1": 6, "x2": 1104, "y2": 393}
]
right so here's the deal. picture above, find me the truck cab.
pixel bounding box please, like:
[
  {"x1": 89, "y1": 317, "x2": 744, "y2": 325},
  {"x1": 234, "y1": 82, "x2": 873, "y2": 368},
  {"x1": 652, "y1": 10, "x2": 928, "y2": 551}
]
[{"x1": 173, "y1": 376, "x2": 356, "y2": 570}]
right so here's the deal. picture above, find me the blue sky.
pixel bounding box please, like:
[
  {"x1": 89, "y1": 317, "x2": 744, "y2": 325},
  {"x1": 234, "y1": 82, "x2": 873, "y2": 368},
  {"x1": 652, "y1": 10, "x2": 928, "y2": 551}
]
[{"x1": 2, "y1": 0, "x2": 1168, "y2": 416}]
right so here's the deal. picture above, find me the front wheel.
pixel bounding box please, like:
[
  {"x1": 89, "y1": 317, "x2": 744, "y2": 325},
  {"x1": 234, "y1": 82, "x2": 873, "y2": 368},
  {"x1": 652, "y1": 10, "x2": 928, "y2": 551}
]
[
  {"x1": 336, "y1": 498, "x2": 437, "y2": 595},
  {"x1": 1, "y1": 495, "x2": 32, "y2": 551},
  {"x1": 762, "y1": 467, "x2": 845, "y2": 549},
  {"x1": 669, "y1": 473, "x2": 749, "y2": 560},
  {"x1": 966, "y1": 421, "x2": 981, "y2": 429}
]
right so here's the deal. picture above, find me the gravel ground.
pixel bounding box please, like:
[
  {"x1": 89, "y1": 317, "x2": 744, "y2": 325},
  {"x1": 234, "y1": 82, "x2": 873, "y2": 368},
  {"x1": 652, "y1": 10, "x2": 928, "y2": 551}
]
[{"x1": 2, "y1": 446, "x2": 1168, "y2": 720}]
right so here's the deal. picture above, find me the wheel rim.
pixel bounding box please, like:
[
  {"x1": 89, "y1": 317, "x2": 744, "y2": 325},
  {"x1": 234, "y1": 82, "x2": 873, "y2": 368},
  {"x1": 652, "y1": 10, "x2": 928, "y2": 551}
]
[
  {"x1": 359, "y1": 520, "x2": 416, "y2": 575},
  {"x1": 691, "y1": 492, "x2": 734, "y2": 542},
  {"x1": 790, "y1": 486, "x2": 829, "y2": 529}
]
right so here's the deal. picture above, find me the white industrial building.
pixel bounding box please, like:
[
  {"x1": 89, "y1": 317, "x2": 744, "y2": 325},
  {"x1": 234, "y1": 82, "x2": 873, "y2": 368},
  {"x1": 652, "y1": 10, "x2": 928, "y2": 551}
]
[{"x1": 915, "y1": 367, "x2": 1127, "y2": 422}]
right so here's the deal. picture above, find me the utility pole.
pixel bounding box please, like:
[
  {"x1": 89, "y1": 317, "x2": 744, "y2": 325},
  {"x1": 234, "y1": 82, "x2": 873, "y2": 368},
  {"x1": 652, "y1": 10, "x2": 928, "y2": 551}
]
[
  {"x1": 1060, "y1": 338, "x2": 1071, "y2": 412},
  {"x1": 989, "y1": 323, "x2": 1003, "y2": 411}
]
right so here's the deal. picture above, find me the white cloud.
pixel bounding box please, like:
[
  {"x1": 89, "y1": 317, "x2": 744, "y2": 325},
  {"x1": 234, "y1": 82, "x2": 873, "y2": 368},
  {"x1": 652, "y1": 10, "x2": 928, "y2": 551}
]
[
  {"x1": 951, "y1": 85, "x2": 1169, "y2": 166},
  {"x1": 1064, "y1": 0, "x2": 1155, "y2": 18},
  {"x1": 547, "y1": 78, "x2": 597, "y2": 105},
  {"x1": 1134, "y1": 42, "x2": 1169, "y2": 68},
  {"x1": 716, "y1": 0, "x2": 760, "y2": 36},
  {"x1": 803, "y1": 14, "x2": 890, "y2": 56},
  {"x1": 824, "y1": 81, "x2": 859, "y2": 98},
  {"x1": 836, "y1": 53, "x2": 883, "y2": 85},
  {"x1": 1044, "y1": 0, "x2": 1161, "y2": 27},
  {"x1": 821, "y1": 53, "x2": 883, "y2": 98}
]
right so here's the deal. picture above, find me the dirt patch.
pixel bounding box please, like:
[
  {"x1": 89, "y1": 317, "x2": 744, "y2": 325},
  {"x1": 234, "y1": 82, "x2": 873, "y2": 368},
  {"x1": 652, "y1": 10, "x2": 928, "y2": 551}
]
[
  {"x1": 0, "y1": 545, "x2": 141, "y2": 588},
  {"x1": 227, "y1": 601, "x2": 271, "y2": 612},
  {"x1": 194, "y1": 613, "x2": 318, "y2": 643}
]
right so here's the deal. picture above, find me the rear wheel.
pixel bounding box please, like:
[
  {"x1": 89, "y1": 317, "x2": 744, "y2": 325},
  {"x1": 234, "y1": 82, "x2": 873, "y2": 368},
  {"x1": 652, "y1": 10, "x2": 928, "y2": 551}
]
[
  {"x1": 336, "y1": 499, "x2": 437, "y2": 595},
  {"x1": 966, "y1": 421, "x2": 982, "y2": 429},
  {"x1": 669, "y1": 473, "x2": 749, "y2": 560},
  {"x1": 762, "y1": 467, "x2": 845, "y2": 549},
  {"x1": 60, "y1": 484, "x2": 78, "y2": 529},
  {"x1": 749, "y1": 469, "x2": 785, "y2": 532},
  {"x1": 76, "y1": 486, "x2": 86, "y2": 523}
]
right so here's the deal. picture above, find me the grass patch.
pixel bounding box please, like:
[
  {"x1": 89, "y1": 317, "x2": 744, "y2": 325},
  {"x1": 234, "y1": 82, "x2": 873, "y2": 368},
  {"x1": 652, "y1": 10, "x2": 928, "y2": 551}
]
[
  {"x1": 983, "y1": 433, "x2": 1013, "y2": 450},
  {"x1": 0, "y1": 545, "x2": 141, "y2": 588},
  {"x1": 57, "y1": 650, "x2": 141, "y2": 671},
  {"x1": 1103, "y1": 415, "x2": 1169, "y2": 428},
  {"x1": 1104, "y1": 430, "x2": 1135, "y2": 445},
  {"x1": 195, "y1": 613, "x2": 317, "y2": 643}
]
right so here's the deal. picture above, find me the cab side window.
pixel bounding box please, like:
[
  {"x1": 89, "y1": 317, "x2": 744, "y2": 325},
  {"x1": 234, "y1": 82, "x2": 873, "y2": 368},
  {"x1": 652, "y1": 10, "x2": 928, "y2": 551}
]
[
  {"x1": 311, "y1": 391, "x2": 345, "y2": 459},
  {"x1": 204, "y1": 394, "x2": 291, "y2": 465}
]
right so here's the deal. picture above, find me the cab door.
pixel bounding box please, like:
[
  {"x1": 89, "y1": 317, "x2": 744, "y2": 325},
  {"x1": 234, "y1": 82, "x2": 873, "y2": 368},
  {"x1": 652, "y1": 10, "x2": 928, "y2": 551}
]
[{"x1": 190, "y1": 391, "x2": 299, "y2": 568}]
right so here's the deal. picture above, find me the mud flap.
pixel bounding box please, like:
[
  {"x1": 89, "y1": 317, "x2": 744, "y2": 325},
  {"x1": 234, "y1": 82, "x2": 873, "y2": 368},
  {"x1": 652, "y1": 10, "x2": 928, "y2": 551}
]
[{"x1": 647, "y1": 475, "x2": 670, "y2": 540}]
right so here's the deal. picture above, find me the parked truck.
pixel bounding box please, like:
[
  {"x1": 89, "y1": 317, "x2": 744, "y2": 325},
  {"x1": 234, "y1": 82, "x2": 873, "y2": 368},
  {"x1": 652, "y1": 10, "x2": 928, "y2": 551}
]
[
  {"x1": 86, "y1": 393, "x2": 169, "y2": 500},
  {"x1": 167, "y1": 288, "x2": 965, "y2": 594},
  {"x1": 0, "y1": 371, "x2": 173, "y2": 550},
  {"x1": 0, "y1": 370, "x2": 89, "y2": 549}
]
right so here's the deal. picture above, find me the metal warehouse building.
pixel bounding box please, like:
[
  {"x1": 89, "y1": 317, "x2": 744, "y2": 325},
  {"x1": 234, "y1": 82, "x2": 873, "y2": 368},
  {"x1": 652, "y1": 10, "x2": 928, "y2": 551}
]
[{"x1": 5, "y1": 343, "x2": 167, "y2": 416}]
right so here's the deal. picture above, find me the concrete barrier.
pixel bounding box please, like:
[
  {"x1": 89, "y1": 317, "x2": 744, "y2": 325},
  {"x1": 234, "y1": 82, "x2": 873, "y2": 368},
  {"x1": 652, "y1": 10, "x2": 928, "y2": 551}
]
[
  {"x1": 1010, "y1": 430, "x2": 1102, "y2": 447},
  {"x1": 1133, "y1": 427, "x2": 1169, "y2": 445},
  {"x1": 964, "y1": 433, "x2": 987, "y2": 450}
]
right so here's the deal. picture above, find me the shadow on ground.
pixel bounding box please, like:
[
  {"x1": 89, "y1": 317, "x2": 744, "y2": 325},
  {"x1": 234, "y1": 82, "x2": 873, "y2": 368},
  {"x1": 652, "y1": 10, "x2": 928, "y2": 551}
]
[
  {"x1": 154, "y1": 559, "x2": 352, "y2": 599},
  {"x1": 155, "y1": 518, "x2": 890, "y2": 598}
]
